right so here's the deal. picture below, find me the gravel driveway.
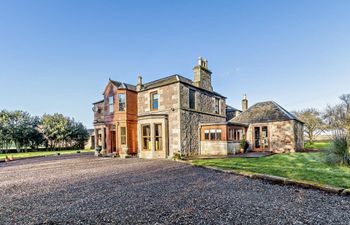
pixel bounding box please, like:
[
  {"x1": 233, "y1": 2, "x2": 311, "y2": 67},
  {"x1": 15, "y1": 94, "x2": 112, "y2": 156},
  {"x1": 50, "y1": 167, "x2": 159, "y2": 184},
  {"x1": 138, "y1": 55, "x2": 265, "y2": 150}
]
[{"x1": 0, "y1": 155, "x2": 349, "y2": 225}]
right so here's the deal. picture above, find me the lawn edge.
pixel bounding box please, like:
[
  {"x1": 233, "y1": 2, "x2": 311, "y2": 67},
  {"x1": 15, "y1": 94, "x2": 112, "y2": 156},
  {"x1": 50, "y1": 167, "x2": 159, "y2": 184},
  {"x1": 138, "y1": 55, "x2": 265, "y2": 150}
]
[
  {"x1": 176, "y1": 159, "x2": 350, "y2": 196},
  {"x1": 0, "y1": 151, "x2": 93, "y2": 163}
]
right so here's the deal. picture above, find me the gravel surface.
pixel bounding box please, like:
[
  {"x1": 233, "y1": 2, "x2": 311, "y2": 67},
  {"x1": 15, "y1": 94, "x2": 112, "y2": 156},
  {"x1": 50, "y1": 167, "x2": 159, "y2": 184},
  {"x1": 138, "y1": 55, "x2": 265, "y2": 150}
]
[{"x1": 0, "y1": 155, "x2": 349, "y2": 225}]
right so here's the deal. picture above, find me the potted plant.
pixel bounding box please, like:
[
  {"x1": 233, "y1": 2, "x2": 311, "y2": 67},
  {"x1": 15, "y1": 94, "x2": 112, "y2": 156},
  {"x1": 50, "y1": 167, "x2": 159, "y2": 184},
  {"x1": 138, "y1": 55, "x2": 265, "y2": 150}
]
[{"x1": 240, "y1": 138, "x2": 246, "y2": 154}]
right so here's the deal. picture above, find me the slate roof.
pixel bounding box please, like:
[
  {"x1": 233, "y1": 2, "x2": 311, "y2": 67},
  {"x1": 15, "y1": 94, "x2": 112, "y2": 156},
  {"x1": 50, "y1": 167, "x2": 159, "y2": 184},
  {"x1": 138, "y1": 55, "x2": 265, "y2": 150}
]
[
  {"x1": 142, "y1": 74, "x2": 191, "y2": 90},
  {"x1": 87, "y1": 129, "x2": 94, "y2": 136},
  {"x1": 92, "y1": 100, "x2": 104, "y2": 105},
  {"x1": 141, "y1": 74, "x2": 226, "y2": 98},
  {"x1": 230, "y1": 101, "x2": 303, "y2": 124},
  {"x1": 110, "y1": 79, "x2": 137, "y2": 91},
  {"x1": 226, "y1": 105, "x2": 241, "y2": 112}
]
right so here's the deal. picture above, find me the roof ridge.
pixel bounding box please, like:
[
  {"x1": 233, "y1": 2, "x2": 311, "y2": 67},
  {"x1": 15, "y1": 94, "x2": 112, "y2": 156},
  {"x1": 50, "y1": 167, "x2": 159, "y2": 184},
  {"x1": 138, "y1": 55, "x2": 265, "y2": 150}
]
[
  {"x1": 230, "y1": 100, "x2": 303, "y2": 123},
  {"x1": 110, "y1": 79, "x2": 136, "y2": 87},
  {"x1": 142, "y1": 74, "x2": 180, "y2": 86}
]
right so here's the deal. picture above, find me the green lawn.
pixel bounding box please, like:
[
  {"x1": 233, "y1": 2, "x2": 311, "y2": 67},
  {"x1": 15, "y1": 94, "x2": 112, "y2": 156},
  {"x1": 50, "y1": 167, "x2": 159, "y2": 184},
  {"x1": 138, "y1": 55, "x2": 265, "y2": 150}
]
[
  {"x1": 0, "y1": 149, "x2": 93, "y2": 160},
  {"x1": 192, "y1": 152, "x2": 350, "y2": 189},
  {"x1": 304, "y1": 141, "x2": 331, "y2": 149}
]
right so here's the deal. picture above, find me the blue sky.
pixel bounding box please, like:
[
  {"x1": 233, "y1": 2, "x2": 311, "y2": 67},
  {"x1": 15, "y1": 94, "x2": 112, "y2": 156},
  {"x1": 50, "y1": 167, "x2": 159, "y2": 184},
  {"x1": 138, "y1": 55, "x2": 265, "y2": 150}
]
[{"x1": 0, "y1": 0, "x2": 349, "y2": 128}]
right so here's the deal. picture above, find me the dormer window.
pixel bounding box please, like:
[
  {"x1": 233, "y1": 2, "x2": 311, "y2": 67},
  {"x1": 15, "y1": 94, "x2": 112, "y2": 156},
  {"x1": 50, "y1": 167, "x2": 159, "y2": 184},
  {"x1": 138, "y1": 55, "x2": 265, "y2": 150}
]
[
  {"x1": 109, "y1": 96, "x2": 114, "y2": 113},
  {"x1": 151, "y1": 92, "x2": 159, "y2": 111}
]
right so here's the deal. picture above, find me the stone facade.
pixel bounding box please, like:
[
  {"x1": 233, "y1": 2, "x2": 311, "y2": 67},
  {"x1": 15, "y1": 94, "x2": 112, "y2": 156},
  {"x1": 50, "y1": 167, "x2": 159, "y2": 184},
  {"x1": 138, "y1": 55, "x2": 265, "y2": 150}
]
[
  {"x1": 92, "y1": 58, "x2": 304, "y2": 158},
  {"x1": 179, "y1": 83, "x2": 226, "y2": 156},
  {"x1": 136, "y1": 80, "x2": 226, "y2": 158},
  {"x1": 245, "y1": 120, "x2": 304, "y2": 153},
  {"x1": 137, "y1": 82, "x2": 181, "y2": 158}
]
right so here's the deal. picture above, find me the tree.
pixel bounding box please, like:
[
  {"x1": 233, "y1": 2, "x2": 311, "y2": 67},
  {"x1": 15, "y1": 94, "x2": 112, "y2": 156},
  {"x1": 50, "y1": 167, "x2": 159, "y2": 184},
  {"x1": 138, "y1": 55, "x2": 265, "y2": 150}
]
[
  {"x1": 69, "y1": 122, "x2": 89, "y2": 149},
  {"x1": 0, "y1": 110, "x2": 88, "y2": 151},
  {"x1": 322, "y1": 94, "x2": 350, "y2": 166},
  {"x1": 26, "y1": 116, "x2": 45, "y2": 150},
  {"x1": 323, "y1": 104, "x2": 347, "y2": 136},
  {"x1": 40, "y1": 114, "x2": 89, "y2": 150},
  {"x1": 10, "y1": 111, "x2": 44, "y2": 152},
  {"x1": 340, "y1": 94, "x2": 350, "y2": 113},
  {"x1": 293, "y1": 108, "x2": 324, "y2": 144},
  {"x1": 0, "y1": 110, "x2": 43, "y2": 152},
  {"x1": 41, "y1": 113, "x2": 68, "y2": 150},
  {"x1": 0, "y1": 110, "x2": 12, "y2": 150},
  {"x1": 340, "y1": 94, "x2": 350, "y2": 133}
]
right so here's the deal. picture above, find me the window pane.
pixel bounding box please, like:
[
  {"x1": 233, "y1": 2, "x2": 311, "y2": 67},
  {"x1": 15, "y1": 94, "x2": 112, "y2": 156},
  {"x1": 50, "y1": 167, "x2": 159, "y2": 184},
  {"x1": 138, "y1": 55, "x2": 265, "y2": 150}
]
[
  {"x1": 120, "y1": 127, "x2": 126, "y2": 135},
  {"x1": 151, "y1": 93, "x2": 159, "y2": 110},
  {"x1": 216, "y1": 129, "x2": 222, "y2": 140},
  {"x1": 120, "y1": 127, "x2": 126, "y2": 145},
  {"x1": 210, "y1": 129, "x2": 216, "y2": 140},
  {"x1": 109, "y1": 96, "x2": 114, "y2": 113},
  {"x1": 154, "y1": 124, "x2": 162, "y2": 150},
  {"x1": 142, "y1": 125, "x2": 151, "y2": 150},
  {"x1": 214, "y1": 98, "x2": 220, "y2": 114},
  {"x1": 204, "y1": 130, "x2": 209, "y2": 140},
  {"x1": 155, "y1": 137, "x2": 162, "y2": 150},
  {"x1": 142, "y1": 125, "x2": 150, "y2": 136},
  {"x1": 231, "y1": 129, "x2": 235, "y2": 141},
  {"x1": 155, "y1": 124, "x2": 161, "y2": 137},
  {"x1": 262, "y1": 126, "x2": 268, "y2": 148},
  {"x1": 189, "y1": 89, "x2": 196, "y2": 109},
  {"x1": 121, "y1": 136, "x2": 126, "y2": 145},
  {"x1": 254, "y1": 127, "x2": 260, "y2": 148},
  {"x1": 118, "y1": 94, "x2": 126, "y2": 111},
  {"x1": 143, "y1": 138, "x2": 151, "y2": 150}
]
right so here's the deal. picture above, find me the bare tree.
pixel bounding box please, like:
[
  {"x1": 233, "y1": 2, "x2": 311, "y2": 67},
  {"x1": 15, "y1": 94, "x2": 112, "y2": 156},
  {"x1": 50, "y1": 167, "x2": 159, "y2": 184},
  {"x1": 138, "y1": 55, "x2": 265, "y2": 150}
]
[
  {"x1": 323, "y1": 94, "x2": 350, "y2": 137},
  {"x1": 340, "y1": 94, "x2": 350, "y2": 113},
  {"x1": 323, "y1": 104, "x2": 347, "y2": 136},
  {"x1": 323, "y1": 94, "x2": 350, "y2": 166},
  {"x1": 293, "y1": 108, "x2": 324, "y2": 144}
]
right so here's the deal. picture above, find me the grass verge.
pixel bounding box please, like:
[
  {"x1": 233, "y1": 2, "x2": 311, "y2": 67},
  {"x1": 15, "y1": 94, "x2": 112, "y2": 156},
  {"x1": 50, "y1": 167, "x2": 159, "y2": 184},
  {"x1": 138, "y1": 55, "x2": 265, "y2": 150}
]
[
  {"x1": 0, "y1": 149, "x2": 93, "y2": 160},
  {"x1": 304, "y1": 141, "x2": 331, "y2": 149},
  {"x1": 192, "y1": 152, "x2": 350, "y2": 189}
]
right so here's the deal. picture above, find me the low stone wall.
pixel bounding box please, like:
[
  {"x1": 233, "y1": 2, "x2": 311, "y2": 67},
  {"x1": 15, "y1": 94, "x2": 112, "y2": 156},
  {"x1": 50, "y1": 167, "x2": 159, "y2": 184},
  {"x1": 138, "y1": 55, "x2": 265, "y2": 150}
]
[
  {"x1": 201, "y1": 141, "x2": 227, "y2": 155},
  {"x1": 200, "y1": 141, "x2": 240, "y2": 155},
  {"x1": 227, "y1": 142, "x2": 241, "y2": 154}
]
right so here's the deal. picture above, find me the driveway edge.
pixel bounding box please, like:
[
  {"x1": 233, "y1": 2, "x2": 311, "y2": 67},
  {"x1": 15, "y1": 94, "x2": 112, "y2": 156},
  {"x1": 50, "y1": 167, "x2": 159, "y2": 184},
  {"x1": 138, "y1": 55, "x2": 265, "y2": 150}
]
[{"x1": 176, "y1": 160, "x2": 349, "y2": 196}]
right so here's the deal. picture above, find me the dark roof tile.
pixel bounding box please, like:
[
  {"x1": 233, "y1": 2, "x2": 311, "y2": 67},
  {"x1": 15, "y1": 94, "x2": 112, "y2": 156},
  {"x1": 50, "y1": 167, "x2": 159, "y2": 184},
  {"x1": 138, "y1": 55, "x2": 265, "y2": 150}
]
[
  {"x1": 110, "y1": 79, "x2": 136, "y2": 91},
  {"x1": 231, "y1": 101, "x2": 303, "y2": 124}
]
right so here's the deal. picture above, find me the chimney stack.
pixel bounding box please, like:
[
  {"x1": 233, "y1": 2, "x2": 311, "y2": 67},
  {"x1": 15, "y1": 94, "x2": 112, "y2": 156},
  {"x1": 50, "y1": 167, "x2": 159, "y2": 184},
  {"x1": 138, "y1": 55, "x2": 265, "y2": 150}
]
[
  {"x1": 193, "y1": 57, "x2": 213, "y2": 91},
  {"x1": 242, "y1": 94, "x2": 248, "y2": 112},
  {"x1": 137, "y1": 75, "x2": 143, "y2": 91}
]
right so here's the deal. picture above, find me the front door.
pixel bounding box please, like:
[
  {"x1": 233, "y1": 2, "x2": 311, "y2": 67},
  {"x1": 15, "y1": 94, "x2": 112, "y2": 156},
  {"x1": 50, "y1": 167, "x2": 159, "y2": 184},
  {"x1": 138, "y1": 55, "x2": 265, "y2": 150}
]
[
  {"x1": 253, "y1": 126, "x2": 269, "y2": 151},
  {"x1": 110, "y1": 131, "x2": 117, "y2": 153},
  {"x1": 254, "y1": 127, "x2": 261, "y2": 150}
]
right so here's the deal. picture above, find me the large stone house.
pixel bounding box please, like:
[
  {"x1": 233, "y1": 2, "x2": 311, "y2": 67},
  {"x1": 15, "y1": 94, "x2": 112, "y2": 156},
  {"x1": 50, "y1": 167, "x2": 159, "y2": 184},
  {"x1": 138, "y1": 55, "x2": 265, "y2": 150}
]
[{"x1": 92, "y1": 58, "x2": 304, "y2": 158}]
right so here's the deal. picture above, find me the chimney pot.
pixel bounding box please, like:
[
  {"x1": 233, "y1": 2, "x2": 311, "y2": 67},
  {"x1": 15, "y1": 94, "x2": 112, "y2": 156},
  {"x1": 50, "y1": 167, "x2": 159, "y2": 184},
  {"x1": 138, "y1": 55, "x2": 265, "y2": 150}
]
[
  {"x1": 137, "y1": 75, "x2": 143, "y2": 91},
  {"x1": 242, "y1": 94, "x2": 248, "y2": 112}
]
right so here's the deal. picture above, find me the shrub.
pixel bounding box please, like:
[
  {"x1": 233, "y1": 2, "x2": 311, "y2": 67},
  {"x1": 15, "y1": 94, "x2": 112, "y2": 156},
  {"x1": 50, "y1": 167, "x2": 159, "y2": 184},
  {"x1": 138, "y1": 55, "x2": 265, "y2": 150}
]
[
  {"x1": 172, "y1": 153, "x2": 182, "y2": 160},
  {"x1": 240, "y1": 136, "x2": 249, "y2": 153},
  {"x1": 323, "y1": 136, "x2": 350, "y2": 166}
]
